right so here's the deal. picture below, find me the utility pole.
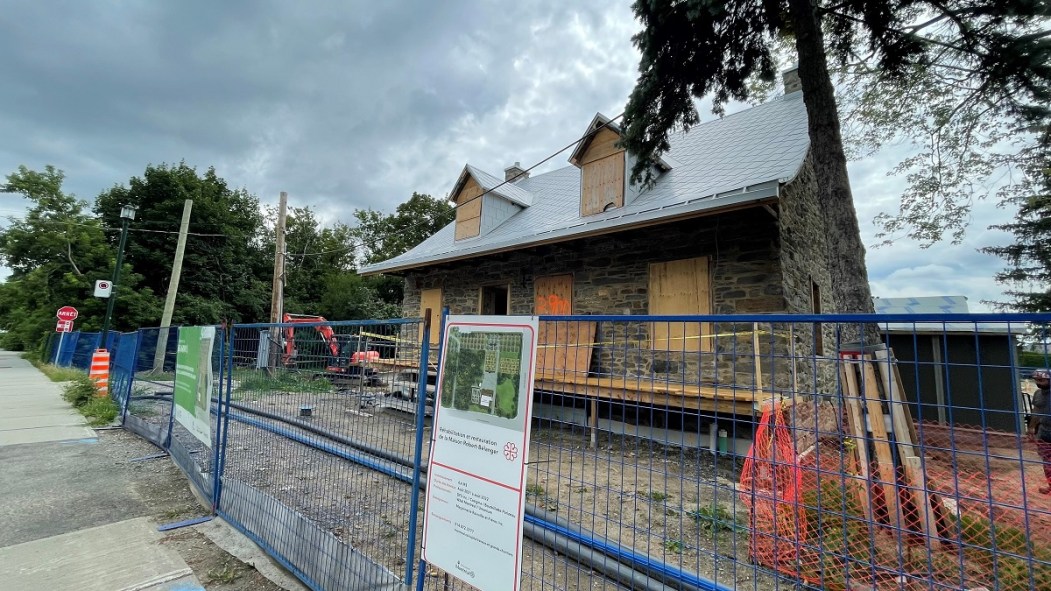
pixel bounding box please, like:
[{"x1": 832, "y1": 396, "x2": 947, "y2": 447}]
[
  {"x1": 268, "y1": 191, "x2": 288, "y2": 369},
  {"x1": 152, "y1": 199, "x2": 193, "y2": 373}
]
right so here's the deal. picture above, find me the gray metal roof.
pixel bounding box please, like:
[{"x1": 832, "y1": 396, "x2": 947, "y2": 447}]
[
  {"x1": 460, "y1": 164, "x2": 533, "y2": 207},
  {"x1": 874, "y1": 296, "x2": 1015, "y2": 335},
  {"x1": 362, "y1": 91, "x2": 809, "y2": 275}
]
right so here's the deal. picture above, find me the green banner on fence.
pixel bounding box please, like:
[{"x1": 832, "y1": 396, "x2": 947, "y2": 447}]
[{"x1": 174, "y1": 325, "x2": 215, "y2": 447}]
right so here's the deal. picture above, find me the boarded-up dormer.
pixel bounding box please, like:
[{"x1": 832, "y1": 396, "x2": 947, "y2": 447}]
[
  {"x1": 571, "y1": 121, "x2": 626, "y2": 216},
  {"x1": 454, "y1": 176, "x2": 484, "y2": 240},
  {"x1": 451, "y1": 165, "x2": 532, "y2": 241}
]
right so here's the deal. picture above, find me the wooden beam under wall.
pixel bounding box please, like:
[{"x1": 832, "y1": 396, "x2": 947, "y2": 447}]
[
  {"x1": 839, "y1": 361, "x2": 874, "y2": 524},
  {"x1": 753, "y1": 322, "x2": 763, "y2": 393}
]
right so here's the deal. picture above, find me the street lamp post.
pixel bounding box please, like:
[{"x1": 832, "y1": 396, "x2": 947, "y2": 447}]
[{"x1": 99, "y1": 204, "x2": 137, "y2": 347}]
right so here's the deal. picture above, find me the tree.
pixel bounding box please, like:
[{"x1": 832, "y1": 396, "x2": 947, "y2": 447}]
[
  {"x1": 982, "y1": 145, "x2": 1051, "y2": 312},
  {"x1": 351, "y1": 192, "x2": 453, "y2": 265},
  {"x1": 622, "y1": 1, "x2": 1051, "y2": 315},
  {"x1": 0, "y1": 166, "x2": 159, "y2": 350},
  {"x1": 95, "y1": 163, "x2": 271, "y2": 325}
]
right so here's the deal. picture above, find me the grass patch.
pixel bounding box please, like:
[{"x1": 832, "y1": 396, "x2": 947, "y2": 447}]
[
  {"x1": 205, "y1": 561, "x2": 242, "y2": 585},
  {"x1": 33, "y1": 362, "x2": 86, "y2": 383},
  {"x1": 645, "y1": 490, "x2": 670, "y2": 502},
  {"x1": 663, "y1": 539, "x2": 685, "y2": 554},
  {"x1": 526, "y1": 483, "x2": 545, "y2": 497},
  {"x1": 62, "y1": 375, "x2": 120, "y2": 426},
  {"x1": 234, "y1": 369, "x2": 333, "y2": 396},
  {"x1": 687, "y1": 503, "x2": 745, "y2": 533}
]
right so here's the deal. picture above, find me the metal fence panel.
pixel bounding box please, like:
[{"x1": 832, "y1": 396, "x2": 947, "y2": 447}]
[
  {"x1": 56, "y1": 330, "x2": 80, "y2": 367},
  {"x1": 122, "y1": 327, "x2": 179, "y2": 448},
  {"x1": 70, "y1": 331, "x2": 101, "y2": 369},
  {"x1": 218, "y1": 318, "x2": 426, "y2": 590},
  {"x1": 110, "y1": 331, "x2": 140, "y2": 412}
]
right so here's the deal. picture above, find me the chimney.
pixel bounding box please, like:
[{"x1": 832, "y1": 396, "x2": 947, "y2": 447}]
[
  {"x1": 504, "y1": 161, "x2": 529, "y2": 183},
  {"x1": 782, "y1": 67, "x2": 802, "y2": 95}
]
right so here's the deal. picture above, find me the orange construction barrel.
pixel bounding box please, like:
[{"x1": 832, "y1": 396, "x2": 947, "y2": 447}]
[{"x1": 89, "y1": 349, "x2": 110, "y2": 397}]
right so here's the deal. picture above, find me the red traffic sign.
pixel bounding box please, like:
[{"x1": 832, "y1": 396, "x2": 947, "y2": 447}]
[
  {"x1": 56, "y1": 320, "x2": 73, "y2": 333},
  {"x1": 56, "y1": 306, "x2": 79, "y2": 321}
]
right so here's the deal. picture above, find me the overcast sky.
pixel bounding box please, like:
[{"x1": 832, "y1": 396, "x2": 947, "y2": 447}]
[{"x1": 0, "y1": 1, "x2": 1015, "y2": 311}]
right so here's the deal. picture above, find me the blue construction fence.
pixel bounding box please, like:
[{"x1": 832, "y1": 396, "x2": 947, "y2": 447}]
[{"x1": 45, "y1": 313, "x2": 1051, "y2": 591}]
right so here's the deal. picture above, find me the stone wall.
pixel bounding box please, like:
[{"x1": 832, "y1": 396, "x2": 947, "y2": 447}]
[
  {"x1": 776, "y1": 154, "x2": 839, "y2": 397},
  {"x1": 401, "y1": 209, "x2": 793, "y2": 389}
]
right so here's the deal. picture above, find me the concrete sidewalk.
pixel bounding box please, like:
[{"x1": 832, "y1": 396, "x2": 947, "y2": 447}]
[
  {"x1": 0, "y1": 351, "x2": 205, "y2": 590},
  {"x1": 0, "y1": 351, "x2": 96, "y2": 446}
]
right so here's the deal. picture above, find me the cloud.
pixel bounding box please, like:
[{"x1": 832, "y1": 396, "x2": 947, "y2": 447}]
[{"x1": 0, "y1": 0, "x2": 1026, "y2": 310}]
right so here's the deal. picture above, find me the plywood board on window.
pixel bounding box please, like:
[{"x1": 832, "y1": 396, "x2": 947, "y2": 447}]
[
  {"x1": 533, "y1": 274, "x2": 591, "y2": 378},
  {"x1": 581, "y1": 153, "x2": 625, "y2": 216},
  {"x1": 537, "y1": 322, "x2": 596, "y2": 380},
  {"x1": 579, "y1": 128, "x2": 623, "y2": 165},
  {"x1": 454, "y1": 177, "x2": 483, "y2": 240},
  {"x1": 419, "y1": 288, "x2": 442, "y2": 345},
  {"x1": 649, "y1": 257, "x2": 712, "y2": 352}
]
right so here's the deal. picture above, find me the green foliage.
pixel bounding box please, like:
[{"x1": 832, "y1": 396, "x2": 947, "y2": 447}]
[
  {"x1": 646, "y1": 490, "x2": 670, "y2": 502},
  {"x1": 35, "y1": 362, "x2": 87, "y2": 383},
  {"x1": 79, "y1": 396, "x2": 119, "y2": 426},
  {"x1": 1020, "y1": 350, "x2": 1051, "y2": 368},
  {"x1": 234, "y1": 369, "x2": 333, "y2": 396},
  {"x1": 0, "y1": 165, "x2": 160, "y2": 350},
  {"x1": 62, "y1": 374, "x2": 100, "y2": 407},
  {"x1": 662, "y1": 539, "x2": 685, "y2": 554},
  {"x1": 95, "y1": 162, "x2": 270, "y2": 325},
  {"x1": 983, "y1": 147, "x2": 1051, "y2": 312},
  {"x1": 686, "y1": 503, "x2": 745, "y2": 533},
  {"x1": 351, "y1": 192, "x2": 453, "y2": 265}
]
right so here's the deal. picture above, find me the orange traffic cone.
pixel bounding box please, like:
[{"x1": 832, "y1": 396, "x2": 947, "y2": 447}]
[{"x1": 89, "y1": 349, "x2": 110, "y2": 397}]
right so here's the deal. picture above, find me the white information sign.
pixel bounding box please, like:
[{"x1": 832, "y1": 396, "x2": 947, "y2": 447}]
[
  {"x1": 422, "y1": 316, "x2": 539, "y2": 591},
  {"x1": 94, "y1": 279, "x2": 112, "y2": 298}
]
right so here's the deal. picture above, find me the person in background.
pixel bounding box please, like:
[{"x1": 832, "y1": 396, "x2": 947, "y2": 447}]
[{"x1": 1028, "y1": 369, "x2": 1051, "y2": 494}]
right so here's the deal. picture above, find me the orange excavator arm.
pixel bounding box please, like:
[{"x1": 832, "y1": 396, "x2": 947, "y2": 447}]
[{"x1": 282, "y1": 313, "x2": 340, "y2": 365}]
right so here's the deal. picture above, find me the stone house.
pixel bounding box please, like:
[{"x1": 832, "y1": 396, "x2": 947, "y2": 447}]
[{"x1": 362, "y1": 71, "x2": 832, "y2": 421}]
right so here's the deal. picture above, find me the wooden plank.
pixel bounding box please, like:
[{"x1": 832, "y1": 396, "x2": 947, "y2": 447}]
[
  {"x1": 419, "y1": 288, "x2": 442, "y2": 346},
  {"x1": 840, "y1": 361, "x2": 874, "y2": 523},
  {"x1": 649, "y1": 257, "x2": 712, "y2": 352},
  {"x1": 579, "y1": 127, "x2": 623, "y2": 165},
  {"x1": 860, "y1": 360, "x2": 902, "y2": 528},
  {"x1": 536, "y1": 322, "x2": 596, "y2": 380},
  {"x1": 534, "y1": 377, "x2": 755, "y2": 415},
  {"x1": 534, "y1": 275, "x2": 573, "y2": 315},
  {"x1": 874, "y1": 350, "x2": 933, "y2": 541},
  {"x1": 581, "y1": 152, "x2": 624, "y2": 216},
  {"x1": 454, "y1": 177, "x2": 483, "y2": 239},
  {"x1": 902, "y1": 456, "x2": 936, "y2": 542},
  {"x1": 875, "y1": 348, "x2": 920, "y2": 446},
  {"x1": 545, "y1": 371, "x2": 757, "y2": 402},
  {"x1": 753, "y1": 322, "x2": 763, "y2": 392}
]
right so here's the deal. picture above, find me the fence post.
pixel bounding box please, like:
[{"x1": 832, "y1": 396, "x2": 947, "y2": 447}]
[
  {"x1": 214, "y1": 324, "x2": 236, "y2": 511},
  {"x1": 405, "y1": 310, "x2": 433, "y2": 587},
  {"x1": 210, "y1": 325, "x2": 227, "y2": 511}
]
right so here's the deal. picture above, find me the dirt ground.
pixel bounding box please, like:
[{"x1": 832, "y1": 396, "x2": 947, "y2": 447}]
[
  {"x1": 85, "y1": 429, "x2": 287, "y2": 590},
  {"x1": 207, "y1": 386, "x2": 783, "y2": 591}
]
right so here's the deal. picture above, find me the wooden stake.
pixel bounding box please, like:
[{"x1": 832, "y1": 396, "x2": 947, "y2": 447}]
[
  {"x1": 753, "y1": 322, "x2": 763, "y2": 393},
  {"x1": 589, "y1": 398, "x2": 598, "y2": 450}
]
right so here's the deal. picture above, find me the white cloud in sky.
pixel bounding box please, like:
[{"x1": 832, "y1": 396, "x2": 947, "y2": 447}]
[{"x1": 0, "y1": 0, "x2": 1024, "y2": 311}]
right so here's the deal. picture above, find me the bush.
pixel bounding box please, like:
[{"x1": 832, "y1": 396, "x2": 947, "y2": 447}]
[
  {"x1": 61, "y1": 375, "x2": 119, "y2": 426},
  {"x1": 62, "y1": 375, "x2": 98, "y2": 407}
]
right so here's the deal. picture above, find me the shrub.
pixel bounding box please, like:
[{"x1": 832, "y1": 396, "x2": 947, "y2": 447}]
[{"x1": 62, "y1": 375, "x2": 98, "y2": 407}]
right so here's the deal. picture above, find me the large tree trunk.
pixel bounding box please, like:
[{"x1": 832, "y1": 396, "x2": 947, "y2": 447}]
[{"x1": 788, "y1": 0, "x2": 878, "y2": 332}]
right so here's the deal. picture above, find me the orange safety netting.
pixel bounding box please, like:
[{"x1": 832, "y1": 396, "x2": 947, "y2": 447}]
[{"x1": 741, "y1": 403, "x2": 1051, "y2": 591}]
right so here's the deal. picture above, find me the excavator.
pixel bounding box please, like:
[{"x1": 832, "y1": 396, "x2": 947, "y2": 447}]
[{"x1": 281, "y1": 313, "x2": 384, "y2": 386}]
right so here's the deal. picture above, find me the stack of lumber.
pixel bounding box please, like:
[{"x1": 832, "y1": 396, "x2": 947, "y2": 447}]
[{"x1": 839, "y1": 349, "x2": 947, "y2": 545}]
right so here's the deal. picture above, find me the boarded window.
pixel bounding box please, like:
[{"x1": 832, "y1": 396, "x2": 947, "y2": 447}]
[
  {"x1": 649, "y1": 257, "x2": 712, "y2": 352},
  {"x1": 534, "y1": 275, "x2": 594, "y2": 378},
  {"x1": 581, "y1": 153, "x2": 625, "y2": 216},
  {"x1": 454, "y1": 177, "x2": 483, "y2": 240},
  {"x1": 419, "y1": 288, "x2": 442, "y2": 345},
  {"x1": 579, "y1": 127, "x2": 625, "y2": 216}
]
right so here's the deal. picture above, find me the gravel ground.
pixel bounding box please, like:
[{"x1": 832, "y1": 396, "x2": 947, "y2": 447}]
[{"x1": 124, "y1": 373, "x2": 786, "y2": 590}]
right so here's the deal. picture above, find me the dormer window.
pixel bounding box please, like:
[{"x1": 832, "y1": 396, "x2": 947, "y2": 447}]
[
  {"x1": 570, "y1": 115, "x2": 626, "y2": 216},
  {"x1": 450, "y1": 164, "x2": 533, "y2": 241},
  {"x1": 454, "y1": 176, "x2": 483, "y2": 240}
]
